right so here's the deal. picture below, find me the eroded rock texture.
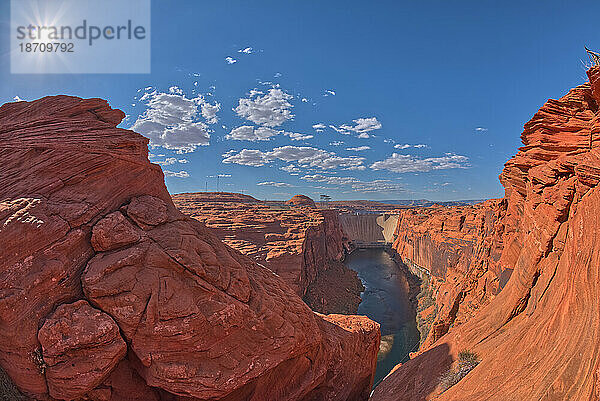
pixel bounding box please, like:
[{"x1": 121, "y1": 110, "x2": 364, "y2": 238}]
[
  {"x1": 38, "y1": 300, "x2": 126, "y2": 400},
  {"x1": 0, "y1": 96, "x2": 379, "y2": 401},
  {"x1": 372, "y1": 67, "x2": 600, "y2": 400}
]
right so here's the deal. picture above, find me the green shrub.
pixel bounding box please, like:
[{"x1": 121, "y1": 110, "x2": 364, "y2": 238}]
[
  {"x1": 438, "y1": 350, "x2": 480, "y2": 393},
  {"x1": 415, "y1": 276, "x2": 437, "y2": 345}
]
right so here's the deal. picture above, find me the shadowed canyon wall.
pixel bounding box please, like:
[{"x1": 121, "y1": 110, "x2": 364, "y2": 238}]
[
  {"x1": 0, "y1": 96, "x2": 380, "y2": 401},
  {"x1": 371, "y1": 67, "x2": 600, "y2": 400}
]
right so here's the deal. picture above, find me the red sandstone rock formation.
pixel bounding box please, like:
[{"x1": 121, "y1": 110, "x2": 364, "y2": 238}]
[
  {"x1": 285, "y1": 194, "x2": 317, "y2": 208},
  {"x1": 172, "y1": 192, "x2": 363, "y2": 314},
  {"x1": 371, "y1": 67, "x2": 600, "y2": 400},
  {"x1": 0, "y1": 96, "x2": 380, "y2": 401}
]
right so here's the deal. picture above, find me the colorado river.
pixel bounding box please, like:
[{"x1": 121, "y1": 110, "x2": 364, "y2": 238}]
[{"x1": 344, "y1": 248, "x2": 420, "y2": 386}]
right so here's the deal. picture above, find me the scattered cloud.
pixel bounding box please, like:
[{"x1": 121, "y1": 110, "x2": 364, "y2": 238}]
[
  {"x1": 330, "y1": 117, "x2": 382, "y2": 138},
  {"x1": 475, "y1": 127, "x2": 488, "y2": 133},
  {"x1": 13, "y1": 96, "x2": 24, "y2": 102},
  {"x1": 312, "y1": 123, "x2": 326, "y2": 132},
  {"x1": 225, "y1": 57, "x2": 237, "y2": 64},
  {"x1": 280, "y1": 164, "x2": 302, "y2": 174},
  {"x1": 370, "y1": 153, "x2": 470, "y2": 173},
  {"x1": 132, "y1": 88, "x2": 215, "y2": 153},
  {"x1": 284, "y1": 131, "x2": 313, "y2": 141},
  {"x1": 238, "y1": 47, "x2": 253, "y2": 54},
  {"x1": 164, "y1": 170, "x2": 190, "y2": 178},
  {"x1": 394, "y1": 143, "x2": 428, "y2": 149},
  {"x1": 207, "y1": 174, "x2": 232, "y2": 178},
  {"x1": 234, "y1": 88, "x2": 294, "y2": 127},
  {"x1": 329, "y1": 141, "x2": 344, "y2": 146},
  {"x1": 154, "y1": 157, "x2": 189, "y2": 166},
  {"x1": 324, "y1": 90, "x2": 336, "y2": 96},
  {"x1": 329, "y1": 124, "x2": 348, "y2": 134},
  {"x1": 268, "y1": 146, "x2": 365, "y2": 170},
  {"x1": 225, "y1": 126, "x2": 312, "y2": 142},
  {"x1": 257, "y1": 181, "x2": 294, "y2": 187},
  {"x1": 340, "y1": 117, "x2": 382, "y2": 134},
  {"x1": 226, "y1": 125, "x2": 279, "y2": 141},
  {"x1": 223, "y1": 145, "x2": 365, "y2": 170},
  {"x1": 301, "y1": 174, "x2": 404, "y2": 193},
  {"x1": 200, "y1": 99, "x2": 221, "y2": 124},
  {"x1": 346, "y1": 146, "x2": 371, "y2": 151},
  {"x1": 222, "y1": 149, "x2": 271, "y2": 167}
]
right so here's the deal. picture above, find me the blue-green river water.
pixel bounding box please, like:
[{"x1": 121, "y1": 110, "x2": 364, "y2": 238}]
[{"x1": 344, "y1": 248, "x2": 420, "y2": 386}]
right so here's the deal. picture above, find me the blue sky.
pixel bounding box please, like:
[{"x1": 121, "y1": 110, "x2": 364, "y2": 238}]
[{"x1": 2, "y1": 0, "x2": 599, "y2": 201}]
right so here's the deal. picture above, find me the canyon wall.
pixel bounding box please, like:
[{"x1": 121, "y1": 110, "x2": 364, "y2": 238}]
[
  {"x1": 172, "y1": 193, "x2": 363, "y2": 314},
  {"x1": 0, "y1": 96, "x2": 380, "y2": 401},
  {"x1": 372, "y1": 67, "x2": 600, "y2": 400},
  {"x1": 392, "y1": 199, "x2": 506, "y2": 347}
]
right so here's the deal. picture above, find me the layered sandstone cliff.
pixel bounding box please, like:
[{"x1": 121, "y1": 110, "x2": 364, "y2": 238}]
[
  {"x1": 391, "y1": 199, "x2": 506, "y2": 348},
  {"x1": 372, "y1": 67, "x2": 600, "y2": 400},
  {"x1": 0, "y1": 96, "x2": 380, "y2": 401},
  {"x1": 173, "y1": 193, "x2": 364, "y2": 314}
]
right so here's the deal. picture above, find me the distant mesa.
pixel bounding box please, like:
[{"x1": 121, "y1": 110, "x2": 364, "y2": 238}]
[
  {"x1": 173, "y1": 191, "x2": 259, "y2": 204},
  {"x1": 285, "y1": 194, "x2": 316, "y2": 208}
]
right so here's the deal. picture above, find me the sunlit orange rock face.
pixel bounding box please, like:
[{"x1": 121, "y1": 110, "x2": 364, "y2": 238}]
[
  {"x1": 372, "y1": 67, "x2": 600, "y2": 400},
  {"x1": 172, "y1": 192, "x2": 361, "y2": 310},
  {"x1": 0, "y1": 96, "x2": 379, "y2": 401}
]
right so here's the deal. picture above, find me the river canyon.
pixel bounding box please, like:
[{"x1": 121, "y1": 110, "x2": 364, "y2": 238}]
[{"x1": 2, "y1": 66, "x2": 600, "y2": 400}]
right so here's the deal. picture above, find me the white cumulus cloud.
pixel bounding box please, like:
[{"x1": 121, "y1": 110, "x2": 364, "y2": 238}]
[
  {"x1": 312, "y1": 123, "x2": 326, "y2": 132},
  {"x1": 234, "y1": 88, "x2": 294, "y2": 127},
  {"x1": 225, "y1": 57, "x2": 237, "y2": 64},
  {"x1": 222, "y1": 146, "x2": 365, "y2": 170},
  {"x1": 132, "y1": 89, "x2": 216, "y2": 153},
  {"x1": 370, "y1": 153, "x2": 470, "y2": 173},
  {"x1": 330, "y1": 117, "x2": 382, "y2": 138}
]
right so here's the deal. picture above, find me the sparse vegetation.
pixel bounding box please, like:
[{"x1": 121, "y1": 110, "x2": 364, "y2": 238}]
[
  {"x1": 415, "y1": 275, "x2": 437, "y2": 345},
  {"x1": 438, "y1": 350, "x2": 480, "y2": 393},
  {"x1": 0, "y1": 365, "x2": 28, "y2": 401}
]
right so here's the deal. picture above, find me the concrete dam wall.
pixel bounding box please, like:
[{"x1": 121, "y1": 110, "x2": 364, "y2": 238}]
[{"x1": 339, "y1": 214, "x2": 399, "y2": 246}]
